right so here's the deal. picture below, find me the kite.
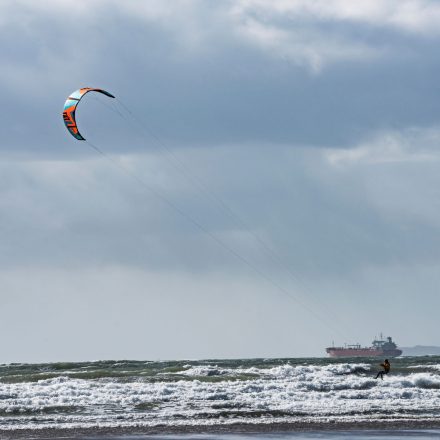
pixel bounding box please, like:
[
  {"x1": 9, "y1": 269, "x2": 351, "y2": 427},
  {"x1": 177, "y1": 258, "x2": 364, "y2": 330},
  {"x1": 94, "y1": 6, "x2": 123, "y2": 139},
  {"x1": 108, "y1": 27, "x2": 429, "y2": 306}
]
[{"x1": 62, "y1": 88, "x2": 115, "y2": 140}]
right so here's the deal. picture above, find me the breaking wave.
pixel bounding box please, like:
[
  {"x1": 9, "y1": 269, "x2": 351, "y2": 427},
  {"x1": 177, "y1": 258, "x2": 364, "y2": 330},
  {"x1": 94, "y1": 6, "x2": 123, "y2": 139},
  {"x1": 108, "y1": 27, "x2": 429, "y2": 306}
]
[{"x1": 1, "y1": 356, "x2": 439, "y2": 431}]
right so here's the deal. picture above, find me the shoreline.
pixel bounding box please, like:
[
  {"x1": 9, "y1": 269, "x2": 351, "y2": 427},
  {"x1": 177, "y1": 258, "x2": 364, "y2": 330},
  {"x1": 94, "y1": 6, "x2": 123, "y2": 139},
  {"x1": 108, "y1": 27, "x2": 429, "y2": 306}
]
[{"x1": 3, "y1": 420, "x2": 440, "y2": 439}]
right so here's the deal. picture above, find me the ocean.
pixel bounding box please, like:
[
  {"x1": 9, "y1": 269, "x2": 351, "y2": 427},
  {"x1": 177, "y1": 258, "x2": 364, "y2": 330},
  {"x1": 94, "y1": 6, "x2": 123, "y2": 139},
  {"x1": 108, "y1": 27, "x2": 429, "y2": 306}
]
[{"x1": 1, "y1": 356, "x2": 440, "y2": 439}]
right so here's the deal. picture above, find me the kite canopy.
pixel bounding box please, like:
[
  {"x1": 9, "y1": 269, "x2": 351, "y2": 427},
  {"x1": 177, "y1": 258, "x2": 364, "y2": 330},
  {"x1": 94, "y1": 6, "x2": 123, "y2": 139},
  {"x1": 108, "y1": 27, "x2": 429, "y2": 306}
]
[{"x1": 62, "y1": 88, "x2": 115, "y2": 140}]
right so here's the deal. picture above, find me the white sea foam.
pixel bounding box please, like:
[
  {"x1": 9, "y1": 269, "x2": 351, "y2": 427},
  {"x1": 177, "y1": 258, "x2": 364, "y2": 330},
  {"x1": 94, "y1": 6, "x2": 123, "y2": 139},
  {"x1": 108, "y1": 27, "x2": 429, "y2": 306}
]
[
  {"x1": 412, "y1": 363, "x2": 440, "y2": 371},
  {"x1": 1, "y1": 361, "x2": 440, "y2": 431}
]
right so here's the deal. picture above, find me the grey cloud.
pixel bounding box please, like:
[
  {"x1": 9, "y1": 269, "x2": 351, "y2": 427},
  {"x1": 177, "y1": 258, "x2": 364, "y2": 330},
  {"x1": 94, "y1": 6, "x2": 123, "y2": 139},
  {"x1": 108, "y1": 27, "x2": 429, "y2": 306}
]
[
  {"x1": 1, "y1": 0, "x2": 440, "y2": 156},
  {"x1": 2, "y1": 142, "x2": 440, "y2": 279},
  {"x1": 1, "y1": 1, "x2": 440, "y2": 361}
]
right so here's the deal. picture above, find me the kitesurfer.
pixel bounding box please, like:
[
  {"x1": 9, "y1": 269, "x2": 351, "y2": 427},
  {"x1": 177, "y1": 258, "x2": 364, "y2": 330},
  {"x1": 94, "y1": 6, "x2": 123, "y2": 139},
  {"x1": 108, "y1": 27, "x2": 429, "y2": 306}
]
[{"x1": 375, "y1": 359, "x2": 390, "y2": 380}]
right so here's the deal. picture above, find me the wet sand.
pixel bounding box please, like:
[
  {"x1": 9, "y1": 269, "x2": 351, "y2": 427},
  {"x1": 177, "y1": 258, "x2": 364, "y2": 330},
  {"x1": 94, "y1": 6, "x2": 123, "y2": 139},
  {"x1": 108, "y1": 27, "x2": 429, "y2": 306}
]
[{"x1": 3, "y1": 420, "x2": 440, "y2": 439}]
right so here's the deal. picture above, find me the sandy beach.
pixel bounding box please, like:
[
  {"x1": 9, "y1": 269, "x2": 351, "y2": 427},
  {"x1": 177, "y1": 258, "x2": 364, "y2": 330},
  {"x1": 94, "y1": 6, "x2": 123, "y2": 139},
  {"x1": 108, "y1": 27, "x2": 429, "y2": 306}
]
[{"x1": 3, "y1": 421, "x2": 440, "y2": 439}]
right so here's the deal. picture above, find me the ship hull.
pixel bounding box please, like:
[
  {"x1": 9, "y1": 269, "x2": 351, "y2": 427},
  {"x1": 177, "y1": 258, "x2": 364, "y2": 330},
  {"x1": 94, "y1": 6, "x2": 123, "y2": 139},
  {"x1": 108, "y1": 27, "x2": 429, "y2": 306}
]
[{"x1": 326, "y1": 348, "x2": 402, "y2": 358}]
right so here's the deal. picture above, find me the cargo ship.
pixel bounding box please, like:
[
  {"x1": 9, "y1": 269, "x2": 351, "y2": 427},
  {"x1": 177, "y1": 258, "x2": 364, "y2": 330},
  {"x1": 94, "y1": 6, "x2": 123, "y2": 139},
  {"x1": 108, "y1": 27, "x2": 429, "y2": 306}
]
[{"x1": 326, "y1": 335, "x2": 402, "y2": 358}]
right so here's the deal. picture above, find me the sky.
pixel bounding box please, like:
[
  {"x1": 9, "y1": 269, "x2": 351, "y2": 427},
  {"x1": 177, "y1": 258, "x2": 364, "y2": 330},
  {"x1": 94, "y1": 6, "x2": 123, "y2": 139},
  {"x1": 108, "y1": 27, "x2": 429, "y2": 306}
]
[{"x1": 1, "y1": 0, "x2": 440, "y2": 363}]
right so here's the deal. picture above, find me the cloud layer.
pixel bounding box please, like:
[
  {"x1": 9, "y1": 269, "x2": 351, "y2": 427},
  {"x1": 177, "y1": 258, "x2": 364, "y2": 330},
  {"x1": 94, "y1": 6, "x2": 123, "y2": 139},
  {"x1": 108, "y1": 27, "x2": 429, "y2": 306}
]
[{"x1": 1, "y1": 1, "x2": 440, "y2": 361}]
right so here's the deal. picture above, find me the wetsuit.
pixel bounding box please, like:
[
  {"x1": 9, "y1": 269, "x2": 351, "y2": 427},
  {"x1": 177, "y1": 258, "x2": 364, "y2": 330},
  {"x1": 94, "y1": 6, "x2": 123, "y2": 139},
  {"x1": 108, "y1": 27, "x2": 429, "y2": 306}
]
[{"x1": 375, "y1": 360, "x2": 390, "y2": 380}]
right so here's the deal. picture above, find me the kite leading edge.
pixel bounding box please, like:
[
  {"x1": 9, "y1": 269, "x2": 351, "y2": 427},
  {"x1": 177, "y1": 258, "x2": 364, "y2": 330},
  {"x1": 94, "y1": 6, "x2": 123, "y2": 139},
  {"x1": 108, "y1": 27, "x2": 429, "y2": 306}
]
[{"x1": 62, "y1": 87, "x2": 115, "y2": 140}]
